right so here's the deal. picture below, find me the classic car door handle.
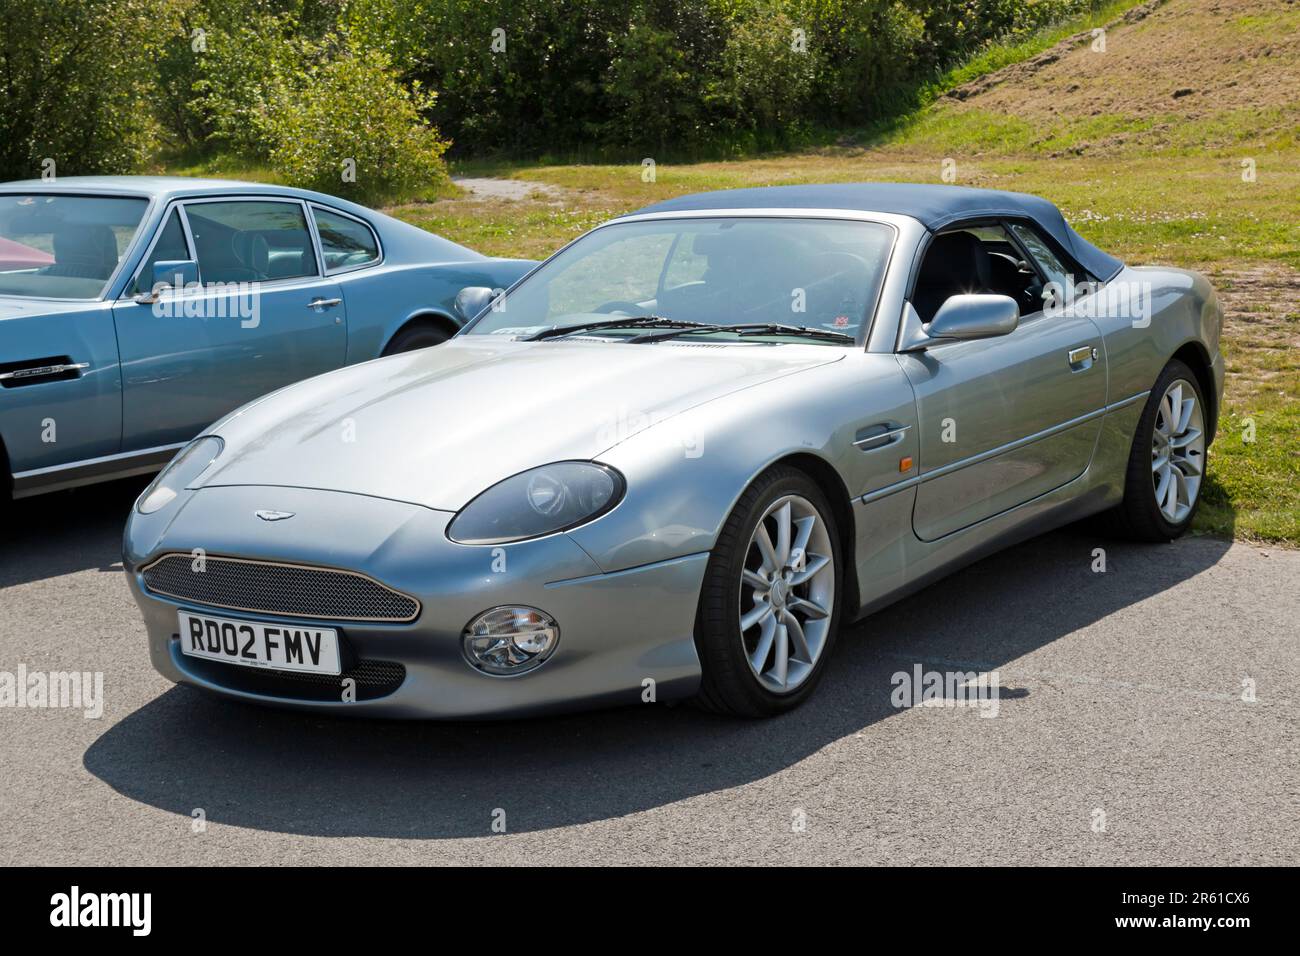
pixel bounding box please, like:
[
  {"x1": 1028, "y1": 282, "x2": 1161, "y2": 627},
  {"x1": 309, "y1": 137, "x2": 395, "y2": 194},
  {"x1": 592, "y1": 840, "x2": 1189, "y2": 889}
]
[
  {"x1": 0, "y1": 361, "x2": 89, "y2": 384},
  {"x1": 854, "y1": 423, "x2": 910, "y2": 451},
  {"x1": 308, "y1": 297, "x2": 342, "y2": 310},
  {"x1": 1067, "y1": 345, "x2": 1097, "y2": 370}
]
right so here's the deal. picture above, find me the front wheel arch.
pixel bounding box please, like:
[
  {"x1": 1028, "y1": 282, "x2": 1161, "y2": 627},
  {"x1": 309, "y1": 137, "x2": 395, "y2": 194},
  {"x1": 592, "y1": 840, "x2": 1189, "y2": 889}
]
[
  {"x1": 1171, "y1": 341, "x2": 1217, "y2": 444},
  {"x1": 692, "y1": 463, "x2": 847, "y2": 717},
  {"x1": 766, "y1": 453, "x2": 859, "y2": 618},
  {"x1": 0, "y1": 435, "x2": 12, "y2": 505},
  {"x1": 381, "y1": 312, "x2": 460, "y2": 356}
]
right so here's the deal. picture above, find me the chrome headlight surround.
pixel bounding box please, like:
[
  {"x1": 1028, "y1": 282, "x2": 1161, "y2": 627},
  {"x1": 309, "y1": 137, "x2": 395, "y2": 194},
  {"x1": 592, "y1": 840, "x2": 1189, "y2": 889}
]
[
  {"x1": 135, "y1": 436, "x2": 224, "y2": 514},
  {"x1": 447, "y1": 461, "x2": 625, "y2": 545}
]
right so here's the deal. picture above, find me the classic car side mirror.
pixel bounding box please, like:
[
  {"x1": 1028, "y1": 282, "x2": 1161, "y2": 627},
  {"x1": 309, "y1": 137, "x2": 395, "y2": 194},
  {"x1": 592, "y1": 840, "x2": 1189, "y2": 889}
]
[
  {"x1": 133, "y1": 260, "x2": 198, "y2": 304},
  {"x1": 927, "y1": 294, "x2": 1019, "y2": 341},
  {"x1": 455, "y1": 286, "x2": 500, "y2": 322}
]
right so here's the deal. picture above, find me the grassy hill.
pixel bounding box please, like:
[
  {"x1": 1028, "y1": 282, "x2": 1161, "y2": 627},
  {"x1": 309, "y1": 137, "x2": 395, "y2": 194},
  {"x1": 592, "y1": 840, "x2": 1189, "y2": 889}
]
[{"x1": 397, "y1": 0, "x2": 1298, "y2": 544}]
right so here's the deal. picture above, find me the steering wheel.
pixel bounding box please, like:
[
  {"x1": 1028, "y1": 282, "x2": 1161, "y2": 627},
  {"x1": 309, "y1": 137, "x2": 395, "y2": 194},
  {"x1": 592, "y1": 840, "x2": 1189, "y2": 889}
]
[{"x1": 593, "y1": 300, "x2": 649, "y2": 316}]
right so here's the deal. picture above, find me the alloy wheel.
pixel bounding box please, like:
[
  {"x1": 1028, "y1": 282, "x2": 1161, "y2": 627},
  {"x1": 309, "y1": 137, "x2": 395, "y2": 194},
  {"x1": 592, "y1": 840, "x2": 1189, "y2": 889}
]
[
  {"x1": 1151, "y1": 378, "x2": 1205, "y2": 524},
  {"x1": 738, "y1": 494, "x2": 835, "y2": 694}
]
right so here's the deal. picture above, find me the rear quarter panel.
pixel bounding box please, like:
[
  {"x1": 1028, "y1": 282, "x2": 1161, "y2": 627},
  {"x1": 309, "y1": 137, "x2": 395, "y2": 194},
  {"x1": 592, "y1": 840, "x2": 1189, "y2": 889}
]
[{"x1": 1088, "y1": 266, "x2": 1223, "y2": 429}]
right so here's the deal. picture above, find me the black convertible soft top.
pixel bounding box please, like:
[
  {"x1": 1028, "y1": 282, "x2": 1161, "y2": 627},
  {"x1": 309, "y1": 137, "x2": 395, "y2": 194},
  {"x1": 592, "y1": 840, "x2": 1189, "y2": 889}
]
[{"x1": 633, "y1": 182, "x2": 1123, "y2": 282}]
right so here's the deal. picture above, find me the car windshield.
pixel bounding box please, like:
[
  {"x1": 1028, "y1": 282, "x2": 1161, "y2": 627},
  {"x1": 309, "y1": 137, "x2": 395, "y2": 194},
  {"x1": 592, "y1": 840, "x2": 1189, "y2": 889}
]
[
  {"x1": 0, "y1": 193, "x2": 149, "y2": 299},
  {"x1": 466, "y1": 216, "x2": 895, "y2": 345}
]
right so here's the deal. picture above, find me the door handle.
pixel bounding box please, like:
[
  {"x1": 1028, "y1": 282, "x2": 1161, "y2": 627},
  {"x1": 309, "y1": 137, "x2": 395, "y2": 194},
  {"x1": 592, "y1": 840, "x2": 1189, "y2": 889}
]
[
  {"x1": 1067, "y1": 345, "x2": 1097, "y2": 371},
  {"x1": 308, "y1": 297, "x2": 342, "y2": 310}
]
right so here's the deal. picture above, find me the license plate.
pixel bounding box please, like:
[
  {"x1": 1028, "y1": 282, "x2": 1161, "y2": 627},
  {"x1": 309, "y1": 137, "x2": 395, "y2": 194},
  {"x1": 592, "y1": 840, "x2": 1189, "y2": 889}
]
[{"x1": 178, "y1": 611, "x2": 341, "y2": 675}]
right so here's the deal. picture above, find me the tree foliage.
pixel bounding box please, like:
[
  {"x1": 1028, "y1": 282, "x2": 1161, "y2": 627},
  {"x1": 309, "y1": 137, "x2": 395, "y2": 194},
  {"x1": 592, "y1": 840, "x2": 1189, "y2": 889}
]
[
  {"x1": 0, "y1": 0, "x2": 1104, "y2": 194},
  {"x1": 0, "y1": 0, "x2": 168, "y2": 180}
]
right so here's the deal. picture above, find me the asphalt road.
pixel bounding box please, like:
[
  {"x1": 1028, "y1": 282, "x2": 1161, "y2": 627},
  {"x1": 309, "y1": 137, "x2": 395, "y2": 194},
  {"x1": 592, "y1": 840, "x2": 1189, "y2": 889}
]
[{"x1": 1, "y1": 478, "x2": 1296, "y2": 866}]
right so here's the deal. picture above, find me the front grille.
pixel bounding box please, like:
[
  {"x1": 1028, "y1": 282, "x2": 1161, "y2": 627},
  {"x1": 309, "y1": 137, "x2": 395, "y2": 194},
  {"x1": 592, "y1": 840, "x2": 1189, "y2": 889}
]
[
  {"x1": 142, "y1": 554, "x2": 420, "y2": 622},
  {"x1": 183, "y1": 655, "x2": 406, "y2": 702}
]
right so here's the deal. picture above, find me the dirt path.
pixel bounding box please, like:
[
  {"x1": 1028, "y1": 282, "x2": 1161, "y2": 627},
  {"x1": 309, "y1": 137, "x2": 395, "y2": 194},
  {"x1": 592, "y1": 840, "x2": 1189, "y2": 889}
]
[{"x1": 451, "y1": 176, "x2": 566, "y2": 202}]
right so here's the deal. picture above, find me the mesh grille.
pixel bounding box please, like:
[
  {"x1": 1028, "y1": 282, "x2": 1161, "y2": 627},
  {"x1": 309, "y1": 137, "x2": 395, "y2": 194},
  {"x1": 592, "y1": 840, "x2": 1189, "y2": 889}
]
[
  {"x1": 142, "y1": 554, "x2": 420, "y2": 622},
  {"x1": 184, "y1": 656, "x2": 406, "y2": 702}
]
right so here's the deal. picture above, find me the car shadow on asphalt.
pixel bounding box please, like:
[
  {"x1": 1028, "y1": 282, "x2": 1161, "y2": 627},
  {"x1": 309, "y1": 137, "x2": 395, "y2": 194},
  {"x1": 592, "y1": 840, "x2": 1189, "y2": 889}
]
[
  {"x1": 0, "y1": 477, "x2": 148, "y2": 585},
  {"x1": 79, "y1": 517, "x2": 1232, "y2": 840}
]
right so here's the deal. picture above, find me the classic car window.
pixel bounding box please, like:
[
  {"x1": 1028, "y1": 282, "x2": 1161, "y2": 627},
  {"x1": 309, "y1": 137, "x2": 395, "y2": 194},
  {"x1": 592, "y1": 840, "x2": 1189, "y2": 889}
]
[
  {"x1": 313, "y1": 207, "x2": 379, "y2": 272},
  {"x1": 130, "y1": 208, "x2": 190, "y2": 294},
  {"x1": 185, "y1": 200, "x2": 318, "y2": 284},
  {"x1": 0, "y1": 193, "x2": 148, "y2": 299},
  {"x1": 468, "y1": 217, "x2": 894, "y2": 343}
]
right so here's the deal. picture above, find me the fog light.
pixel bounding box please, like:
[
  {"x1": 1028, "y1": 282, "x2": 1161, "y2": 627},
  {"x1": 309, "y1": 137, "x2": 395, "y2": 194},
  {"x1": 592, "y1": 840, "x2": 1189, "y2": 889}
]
[{"x1": 461, "y1": 606, "x2": 559, "y2": 676}]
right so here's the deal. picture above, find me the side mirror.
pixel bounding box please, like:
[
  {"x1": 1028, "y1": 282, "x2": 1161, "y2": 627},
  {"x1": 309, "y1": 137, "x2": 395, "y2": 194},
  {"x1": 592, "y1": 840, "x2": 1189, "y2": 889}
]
[
  {"x1": 927, "y1": 294, "x2": 1019, "y2": 342},
  {"x1": 455, "y1": 286, "x2": 499, "y2": 322},
  {"x1": 134, "y1": 260, "x2": 198, "y2": 304}
]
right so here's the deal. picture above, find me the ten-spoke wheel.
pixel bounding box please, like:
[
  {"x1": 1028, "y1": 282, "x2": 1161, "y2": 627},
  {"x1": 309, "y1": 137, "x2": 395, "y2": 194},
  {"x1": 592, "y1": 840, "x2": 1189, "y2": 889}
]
[
  {"x1": 694, "y1": 466, "x2": 842, "y2": 716},
  {"x1": 739, "y1": 494, "x2": 836, "y2": 694},
  {"x1": 1150, "y1": 378, "x2": 1206, "y2": 525},
  {"x1": 1109, "y1": 358, "x2": 1209, "y2": 541}
]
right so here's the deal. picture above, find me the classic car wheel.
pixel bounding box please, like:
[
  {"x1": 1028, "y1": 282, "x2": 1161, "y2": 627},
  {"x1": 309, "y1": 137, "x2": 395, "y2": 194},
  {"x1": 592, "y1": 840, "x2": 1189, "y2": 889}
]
[
  {"x1": 382, "y1": 322, "x2": 451, "y2": 355},
  {"x1": 693, "y1": 466, "x2": 842, "y2": 717},
  {"x1": 1111, "y1": 359, "x2": 1207, "y2": 541}
]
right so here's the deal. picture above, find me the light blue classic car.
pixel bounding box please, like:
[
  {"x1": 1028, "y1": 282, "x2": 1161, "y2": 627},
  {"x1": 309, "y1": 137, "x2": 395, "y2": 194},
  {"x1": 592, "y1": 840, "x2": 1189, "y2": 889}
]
[{"x1": 0, "y1": 176, "x2": 532, "y2": 500}]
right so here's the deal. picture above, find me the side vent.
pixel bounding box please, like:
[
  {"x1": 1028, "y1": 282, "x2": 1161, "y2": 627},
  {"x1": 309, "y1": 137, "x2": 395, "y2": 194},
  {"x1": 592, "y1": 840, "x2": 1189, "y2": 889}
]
[{"x1": 0, "y1": 357, "x2": 89, "y2": 388}]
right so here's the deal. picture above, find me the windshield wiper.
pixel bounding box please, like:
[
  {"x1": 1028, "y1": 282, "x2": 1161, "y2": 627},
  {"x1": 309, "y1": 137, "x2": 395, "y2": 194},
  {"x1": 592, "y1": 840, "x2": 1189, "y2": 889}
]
[
  {"x1": 630, "y1": 322, "x2": 856, "y2": 344},
  {"x1": 521, "y1": 316, "x2": 716, "y2": 341}
]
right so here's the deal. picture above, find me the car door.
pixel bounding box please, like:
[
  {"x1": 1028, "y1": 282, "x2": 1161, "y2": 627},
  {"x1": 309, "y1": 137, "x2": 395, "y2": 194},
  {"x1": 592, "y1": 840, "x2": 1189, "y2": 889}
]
[
  {"x1": 0, "y1": 190, "x2": 147, "y2": 485},
  {"x1": 0, "y1": 299, "x2": 122, "y2": 480},
  {"x1": 111, "y1": 198, "x2": 347, "y2": 450},
  {"x1": 901, "y1": 222, "x2": 1107, "y2": 541}
]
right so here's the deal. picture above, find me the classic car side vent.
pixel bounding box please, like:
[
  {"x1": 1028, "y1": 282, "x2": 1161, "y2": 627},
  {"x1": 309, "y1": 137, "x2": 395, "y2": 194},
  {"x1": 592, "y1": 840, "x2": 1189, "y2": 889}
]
[{"x1": 0, "y1": 356, "x2": 89, "y2": 388}]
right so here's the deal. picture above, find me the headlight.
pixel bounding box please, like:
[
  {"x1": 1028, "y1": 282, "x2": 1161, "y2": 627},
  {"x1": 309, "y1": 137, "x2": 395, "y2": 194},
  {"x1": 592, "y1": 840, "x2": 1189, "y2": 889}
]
[
  {"x1": 462, "y1": 606, "x2": 560, "y2": 675},
  {"x1": 447, "y1": 461, "x2": 624, "y2": 545},
  {"x1": 136, "y1": 436, "x2": 224, "y2": 514}
]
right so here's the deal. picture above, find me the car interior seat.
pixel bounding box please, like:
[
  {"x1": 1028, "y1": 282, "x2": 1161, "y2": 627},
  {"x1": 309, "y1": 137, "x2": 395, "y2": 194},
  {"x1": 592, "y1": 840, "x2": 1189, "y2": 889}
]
[
  {"x1": 45, "y1": 225, "x2": 118, "y2": 280},
  {"x1": 912, "y1": 230, "x2": 992, "y2": 323}
]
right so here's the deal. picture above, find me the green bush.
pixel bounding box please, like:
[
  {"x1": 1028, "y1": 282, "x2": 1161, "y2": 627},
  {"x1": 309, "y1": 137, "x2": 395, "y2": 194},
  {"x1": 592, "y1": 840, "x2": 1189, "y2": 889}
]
[
  {"x1": 340, "y1": 0, "x2": 1105, "y2": 159},
  {"x1": 719, "y1": 4, "x2": 819, "y2": 135},
  {"x1": 602, "y1": 1, "x2": 732, "y2": 152},
  {"x1": 259, "y1": 45, "x2": 451, "y2": 202},
  {"x1": 2, "y1": 0, "x2": 1110, "y2": 181},
  {"x1": 0, "y1": 0, "x2": 170, "y2": 180},
  {"x1": 190, "y1": 7, "x2": 317, "y2": 158}
]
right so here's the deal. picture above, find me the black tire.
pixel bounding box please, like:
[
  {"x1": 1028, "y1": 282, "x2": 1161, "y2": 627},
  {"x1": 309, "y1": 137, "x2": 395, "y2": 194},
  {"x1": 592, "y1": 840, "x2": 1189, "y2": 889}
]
[
  {"x1": 381, "y1": 322, "x2": 451, "y2": 356},
  {"x1": 1107, "y1": 358, "x2": 1207, "y2": 542},
  {"x1": 693, "y1": 466, "x2": 843, "y2": 717},
  {"x1": 0, "y1": 439, "x2": 11, "y2": 519}
]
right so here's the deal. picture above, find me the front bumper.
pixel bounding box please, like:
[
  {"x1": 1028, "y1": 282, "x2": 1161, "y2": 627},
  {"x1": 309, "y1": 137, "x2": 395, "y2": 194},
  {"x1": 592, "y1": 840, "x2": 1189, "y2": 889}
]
[{"x1": 125, "y1": 485, "x2": 705, "y2": 718}]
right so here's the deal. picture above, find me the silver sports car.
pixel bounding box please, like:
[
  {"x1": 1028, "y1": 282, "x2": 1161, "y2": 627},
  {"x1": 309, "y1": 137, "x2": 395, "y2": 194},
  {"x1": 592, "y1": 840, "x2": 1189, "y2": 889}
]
[{"x1": 123, "y1": 183, "x2": 1224, "y2": 718}]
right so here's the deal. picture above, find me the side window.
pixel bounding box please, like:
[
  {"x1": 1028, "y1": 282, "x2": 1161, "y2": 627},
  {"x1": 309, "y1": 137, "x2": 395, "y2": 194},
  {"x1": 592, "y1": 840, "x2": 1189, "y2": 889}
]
[
  {"x1": 1009, "y1": 223, "x2": 1075, "y2": 309},
  {"x1": 913, "y1": 224, "x2": 1042, "y2": 322},
  {"x1": 185, "y1": 200, "x2": 318, "y2": 284},
  {"x1": 131, "y1": 208, "x2": 190, "y2": 294},
  {"x1": 313, "y1": 207, "x2": 379, "y2": 272}
]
